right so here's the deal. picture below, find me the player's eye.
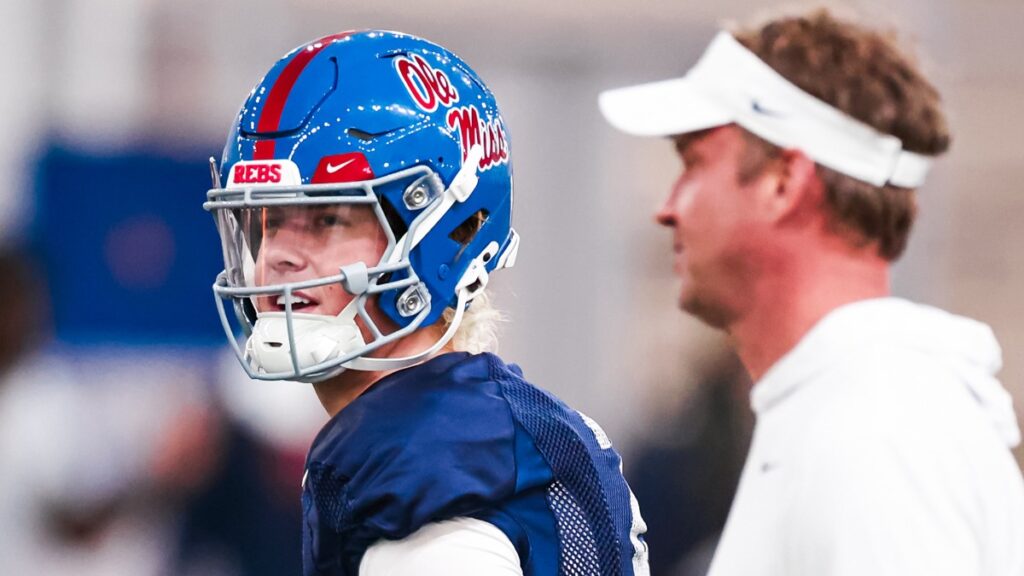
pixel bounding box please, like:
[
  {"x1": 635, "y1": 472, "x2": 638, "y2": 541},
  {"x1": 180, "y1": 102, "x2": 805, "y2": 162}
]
[
  {"x1": 264, "y1": 214, "x2": 284, "y2": 230},
  {"x1": 315, "y1": 212, "x2": 348, "y2": 228}
]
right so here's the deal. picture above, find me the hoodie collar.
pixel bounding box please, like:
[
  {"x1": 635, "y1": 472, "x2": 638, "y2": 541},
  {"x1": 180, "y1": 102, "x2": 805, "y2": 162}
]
[{"x1": 750, "y1": 297, "x2": 1020, "y2": 447}]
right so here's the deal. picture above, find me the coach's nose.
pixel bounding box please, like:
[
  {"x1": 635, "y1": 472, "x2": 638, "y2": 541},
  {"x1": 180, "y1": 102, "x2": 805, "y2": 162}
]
[
  {"x1": 655, "y1": 176, "x2": 683, "y2": 228},
  {"x1": 655, "y1": 201, "x2": 676, "y2": 227}
]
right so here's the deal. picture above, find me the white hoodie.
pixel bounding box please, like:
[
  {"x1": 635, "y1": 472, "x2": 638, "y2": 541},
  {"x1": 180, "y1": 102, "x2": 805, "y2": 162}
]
[{"x1": 708, "y1": 298, "x2": 1024, "y2": 576}]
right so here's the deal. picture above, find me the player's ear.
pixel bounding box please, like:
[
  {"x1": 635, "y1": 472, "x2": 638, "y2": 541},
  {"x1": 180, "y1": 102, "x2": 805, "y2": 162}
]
[{"x1": 765, "y1": 147, "x2": 821, "y2": 224}]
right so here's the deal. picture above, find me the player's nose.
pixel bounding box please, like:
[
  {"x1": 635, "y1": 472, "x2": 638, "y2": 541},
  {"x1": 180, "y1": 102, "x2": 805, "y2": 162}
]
[{"x1": 263, "y1": 231, "x2": 310, "y2": 274}]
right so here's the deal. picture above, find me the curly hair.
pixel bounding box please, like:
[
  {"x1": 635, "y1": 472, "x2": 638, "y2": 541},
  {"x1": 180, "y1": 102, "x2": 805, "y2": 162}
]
[{"x1": 733, "y1": 9, "x2": 950, "y2": 260}]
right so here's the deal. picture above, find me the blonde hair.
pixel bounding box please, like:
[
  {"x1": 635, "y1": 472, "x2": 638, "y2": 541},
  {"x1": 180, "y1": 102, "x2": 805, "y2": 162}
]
[{"x1": 443, "y1": 290, "x2": 504, "y2": 354}]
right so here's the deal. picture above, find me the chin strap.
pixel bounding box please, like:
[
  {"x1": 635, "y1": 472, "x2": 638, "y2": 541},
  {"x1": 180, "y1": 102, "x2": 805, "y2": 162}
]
[
  {"x1": 343, "y1": 285, "x2": 470, "y2": 372},
  {"x1": 344, "y1": 239, "x2": 498, "y2": 372}
]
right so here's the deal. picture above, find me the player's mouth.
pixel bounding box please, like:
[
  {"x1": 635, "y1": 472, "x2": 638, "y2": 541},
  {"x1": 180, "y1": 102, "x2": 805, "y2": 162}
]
[{"x1": 268, "y1": 291, "x2": 320, "y2": 312}]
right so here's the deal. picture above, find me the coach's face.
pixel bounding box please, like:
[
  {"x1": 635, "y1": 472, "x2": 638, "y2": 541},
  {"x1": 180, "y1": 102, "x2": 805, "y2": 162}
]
[{"x1": 655, "y1": 125, "x2": 772, "y2": 328}]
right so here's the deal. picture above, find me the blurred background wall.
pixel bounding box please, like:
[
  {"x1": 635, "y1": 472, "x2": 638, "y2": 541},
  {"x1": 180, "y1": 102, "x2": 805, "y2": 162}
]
[{"x1": 0, "y1": 0, "x2": 1021, "y2": 574}]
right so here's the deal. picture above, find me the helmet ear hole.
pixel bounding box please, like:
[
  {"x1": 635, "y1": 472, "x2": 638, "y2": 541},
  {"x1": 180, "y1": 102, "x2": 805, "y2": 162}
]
[
  {"x1": 449, "y1": 209, "x2": 489, "y2": 246},
  {"x1": 449, "y1": 209, "x2": 489, "y2": 262}
]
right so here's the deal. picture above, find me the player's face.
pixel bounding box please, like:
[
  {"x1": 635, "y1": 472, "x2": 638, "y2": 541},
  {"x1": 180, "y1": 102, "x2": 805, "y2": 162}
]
[
  {"x1": 249, "y1": 204, "x2": 388, "y2": 316},
  {"x1": 655, "y1": 126, "x2": 767, "y2": 328}
]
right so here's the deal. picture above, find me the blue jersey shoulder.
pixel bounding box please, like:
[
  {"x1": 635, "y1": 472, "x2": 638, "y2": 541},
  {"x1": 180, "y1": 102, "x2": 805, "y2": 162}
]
[
  {"x1": 303, "y1": 352, "x2": 525, "y2": 574},
  {"x1": 302, "y1": 352, "x2": 647, "y2": 576}
]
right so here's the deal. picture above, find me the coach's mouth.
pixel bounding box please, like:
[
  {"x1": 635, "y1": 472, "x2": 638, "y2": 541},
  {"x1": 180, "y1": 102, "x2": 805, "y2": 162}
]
[{"x1": 672, "y1": 244, "x2": 687, "y2": 274}]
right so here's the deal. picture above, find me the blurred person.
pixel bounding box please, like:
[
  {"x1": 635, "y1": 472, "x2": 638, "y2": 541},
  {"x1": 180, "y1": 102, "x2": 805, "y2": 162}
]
[
  {"x1": 0, "y1": 248, "x2": 46, "y2": 375},
  {"x1": 0, "y1": 247, "x2": 224, "y2": 575},
  {"x1": 0, "y1": 247, "x2": 54, "y2": 574},
  {"x1": 599, "y1": 9, "x2": 1024, "y2": 576},
  {"x1": 167, "y1": 395, "x2": 306, "y2": 576},
  {"x1": 626, "y1": 352, "x2": 751, "y2": 576},
  {"x1": 205, "y1": 31, "x2": 649, "y2": 576},
  {"x1": 164, "y1": 354, "x2": 329, "y2": 576}
]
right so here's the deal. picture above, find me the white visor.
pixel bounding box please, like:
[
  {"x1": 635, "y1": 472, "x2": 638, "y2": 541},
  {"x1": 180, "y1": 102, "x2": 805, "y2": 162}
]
[{"x1": 599, "y1": 32, "x2": 931, "y2": 188}]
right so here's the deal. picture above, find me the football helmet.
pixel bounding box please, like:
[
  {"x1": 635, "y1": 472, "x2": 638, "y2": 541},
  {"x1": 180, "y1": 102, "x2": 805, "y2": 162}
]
[{"x1": 205, "y1": 31, "x2": 519, "y2": 383}]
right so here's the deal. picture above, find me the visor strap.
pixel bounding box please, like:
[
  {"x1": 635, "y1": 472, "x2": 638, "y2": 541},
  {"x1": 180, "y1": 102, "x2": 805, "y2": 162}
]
[
  {"x1": 890, "y1": 150, "x2": 932, "y2": 189},
  {"x1": 701, "y1": 32, "x2": 933, "y2": 188}
]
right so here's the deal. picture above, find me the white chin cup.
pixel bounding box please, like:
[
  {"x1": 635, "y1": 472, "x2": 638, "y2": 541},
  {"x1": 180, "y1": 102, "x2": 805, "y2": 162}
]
[{"x1": 245, "y1": 303, "x2": 365, "y2": 376}]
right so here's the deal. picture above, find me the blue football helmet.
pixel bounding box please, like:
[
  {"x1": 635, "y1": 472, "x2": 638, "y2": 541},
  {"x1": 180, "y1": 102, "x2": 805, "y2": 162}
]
[{"x1": 205, "y1": 31, "x2": 519, "y2": 383}]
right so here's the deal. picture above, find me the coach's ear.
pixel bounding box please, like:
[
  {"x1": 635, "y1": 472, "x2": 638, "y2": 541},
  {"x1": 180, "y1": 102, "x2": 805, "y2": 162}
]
[{"x1": 766, "y1": 147, "x2": 822, "y2": 225}]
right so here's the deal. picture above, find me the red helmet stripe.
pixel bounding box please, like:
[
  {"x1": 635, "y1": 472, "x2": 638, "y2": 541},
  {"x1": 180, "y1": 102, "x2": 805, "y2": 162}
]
[{"x1": 253, "y1": 32, "x2": 353, "y2": 160}]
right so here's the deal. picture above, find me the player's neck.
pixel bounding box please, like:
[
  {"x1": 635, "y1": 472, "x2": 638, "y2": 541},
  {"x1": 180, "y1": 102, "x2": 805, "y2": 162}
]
[
  {"x1": 312, "y1": 326, "x2": 451, "y2": 417},
  {"x1": 313, "y1": 370, "x2": 379, "y2": 417},
  {"x1": 729, "y1": 247, "x2": 890, "y2": 383}
]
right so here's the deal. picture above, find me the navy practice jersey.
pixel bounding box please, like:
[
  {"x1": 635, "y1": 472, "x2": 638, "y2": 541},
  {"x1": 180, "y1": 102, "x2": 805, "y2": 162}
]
[{"x1": 301, "y1": 352, "x2": 649, "y2": 576}]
